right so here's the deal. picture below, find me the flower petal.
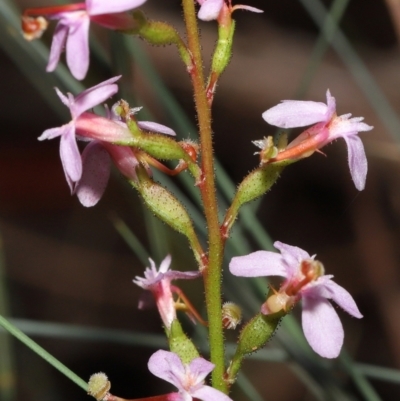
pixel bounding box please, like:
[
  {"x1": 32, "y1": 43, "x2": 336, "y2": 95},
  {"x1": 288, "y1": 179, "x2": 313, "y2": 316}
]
[
  {"x1": 86, "y1": 0, "x2": 147, "y2": 16},
  {"x1": 188, "y1": 358, "x2": 215, "y2": 384},
  {"x1": 73, "y1": 77, "x2": 121, "y2": 117},
  {"x1": 229, "y1": 250, "x2": 286, "y2": 277},
  {"x1": 74, "y1": 141, "x2": 111, "y2": 207},
  {"x1": 66, "y1": 14, "x2": 90, "y2": 80},
  {"x1": 302, "y1": 296, "x2": 344, "y2": 358},
  {"x1": 60, "y1": 123, "x2": 82, "y2": 182},
  {"x1": 38, "y1": 126, "x2": 65, "y2": 141},
  {"x1": 147, "y1": 350, "x2": 185, "y2": 390},
  {"x1": 262, "y1": 99, "x2": 329, "y2": 128},
  {"x1": 198, "y1": 0, "x2": 224, "y2": 21},
  {"x1": 233, "y1": 5, "x2": 263, "y2": 13},
  {"x1": 138, "y1": 121, "x2": 176, "y2": 136},
  {"x1": 323, "y1": 280, "x2": 363, "y2": 318},
  {"x1": 343, "y1": 134, "x2": 367, "y2": 191},
  {"x1": 46, "y1": 21, "x2": 69, "y2": 73},
  {"x1": 192, "y1": 385, "x2": 233, "y2": 401},
  {"x1": 273, "y1": 241, "x2": 311, "y2": 277}
]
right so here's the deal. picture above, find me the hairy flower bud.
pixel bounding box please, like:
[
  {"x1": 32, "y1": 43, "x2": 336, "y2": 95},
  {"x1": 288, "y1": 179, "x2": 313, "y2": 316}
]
[
  {"x1": 222, "y1": 302, "x2": 242, "y2": 329},
  {"x1": 88, "y1": 372, "x2": 111, "y2": 401}
]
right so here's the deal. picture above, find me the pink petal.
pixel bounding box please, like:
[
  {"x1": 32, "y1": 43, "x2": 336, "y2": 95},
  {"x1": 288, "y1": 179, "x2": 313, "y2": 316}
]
[
  {"x1": 274, "y1": 241, "x2": 311, "y2": 277},
  {"x1": 59, "y1": 123, "x2": 82, "y2": 182},
  {"x1": 192, "y1": 385, "x2": 233, "y2": 401},
  {"x1": 86, "y1": 0, "x2": 147, "y2": 16},
  {"x1": 55, "y1": 87, "x2": 70, "y2": 107},
  {"x1": 229, "y1": 250, "x2": 286, "y2": 277},
  {"x1": 323, "y1": 280, "x2": 363, "y2": 318},
  {"x1": 38, "y1": 126, "x2": 65, "y2": 141},
  {"x1": 66, "y1": 14, "x2": 90, "y2": 80},
  {"x1": 343, "y1": 135, "x2": 367, "y2": 191},
  {"x1": 73, "y1": 77, "x2": 121, "y2": 118},
  {"x1": 147, "y1": 350, "x2": 185, "y2": 390},
  {"x1": 46, "y1": 21, "x2": 69, "y2": 73},
  {"x1": 138, "y1": 121, "x2": 176, "y2": 136},
  {"x1": 165, "y1": 271, "x2": 201, "y2": 281},
  {"x1": 198, "y1": 0, "x2": 224, "y2": 21},
  {"x1": 158, "y1": 254, "x2": 172, "y2": 273},
  {"x1": 102, "y1": 143, "x2": 140, "y2": 181},
  {"x1": 325, "y1": 89, "x2": 336, "y2": 121},
  {"x1": 262, "y1": 99, "x2": 329, "y2": 128},
  {"x1": 74, "y1": 141, "x2": 111, "y2": 207},
  {"x1": 302, "y1": 296, "x2": 344, "y2": 358},
  {"x1": 188, "y1": 358, "x2": 214, "y2": 383},
  {"x1": 233, "y1": 5, "x2": 263, "y2": 13}
]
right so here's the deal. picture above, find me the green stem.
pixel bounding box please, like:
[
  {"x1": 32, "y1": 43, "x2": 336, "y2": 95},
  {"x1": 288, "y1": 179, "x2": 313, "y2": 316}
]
[
  {"x1": 181, "y1": 0, "x2": 226, "y2": 393},
  {"x1": 0, "y1": 315, "x2": 87, "y2": 391}
]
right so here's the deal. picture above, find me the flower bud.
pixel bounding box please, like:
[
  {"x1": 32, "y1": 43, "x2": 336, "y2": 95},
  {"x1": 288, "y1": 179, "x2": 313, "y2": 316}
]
[
  {"x1": 222, "y1": 302, "x2": 242, "y2": 330},
  {"x1": 168, "y1": 319, "x2": 200, "y2": 364},
  {"x1": 134, "y1": 167, "x2": 204, "y2": 266},
  {"x1": 226, "y1": 311, "x2": 283, "y2": 383},
  {"x1": 221, "y1": 164, "x2": 283, "y2": 238},
  {"x1": 128, "y1": 11, "x2": 192, "y2": 67},
  {"x1": 88, "y1": 372, "x2": 110, "y2": 401}
]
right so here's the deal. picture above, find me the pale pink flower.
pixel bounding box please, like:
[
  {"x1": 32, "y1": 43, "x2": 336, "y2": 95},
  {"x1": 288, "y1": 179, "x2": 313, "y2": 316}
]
[
  {"x1": 148, "y1": 350, "x2": 233, "y2": 401},
  {"x1": 133, "y1": 256, "x2": 200, "y2": 328},
  {"x1": 229, "y1": 241, "x2": 363, "y2": 358},
  {"x1": 261, "y1": 90, "x2": 373, "y2": 190},
  {"x1": 45, "y1": 0, "x2": 147, "y2": 79},
  {"x1": 196, "y1": 0, "x2": 263, "y2": 21},
  {"x1": 38, "y1": 76, "x2": 121, "y2": 191}
]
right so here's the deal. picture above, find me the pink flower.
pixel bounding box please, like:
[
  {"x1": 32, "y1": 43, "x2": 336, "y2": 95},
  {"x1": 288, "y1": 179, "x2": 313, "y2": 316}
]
[
  {"x1": 133, "y1": 256, "x2": 200, "y2": 328},
  {"x1": 197, "y1": 0, "x2": 263, "y2": 22},
  {"x1": 229, "y1": 241, "x2": 363, "y2": 358},
  {"x1": 38, "y1": 76, "x2": 121, "y2": 191},
  {"x1": 44, "y1": 0, "x2": 147, "y2": 79},
  {"x1": 39, "y1": 79, "x2": 177, "y2": 206},
  {"x1": 148, "y1": 350, "x2": 233, "y2": 401},
  {"x1": 261, "y1": 90, "x2": 373, "y2": 190}
]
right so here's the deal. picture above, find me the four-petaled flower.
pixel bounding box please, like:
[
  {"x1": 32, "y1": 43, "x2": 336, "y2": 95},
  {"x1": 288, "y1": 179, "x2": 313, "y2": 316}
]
[
  {"x1": 229, "y1": 241, "x2": 363, "y2": 358},
  {"x1": 261, "y1": 90, "x2": 373, "y2": 191},
  {"x1": 197, "y1": 0, "x2": 263, "y2": 22},
  {"x1": 133, "y1": 256, "x2": 200, "y2": 328},
  {"x1": 148, "y1": 350, "x2": 233, "y2": 401},
  {"x1": 46, "y1": 0, "x2": 147, "y2": 79}
]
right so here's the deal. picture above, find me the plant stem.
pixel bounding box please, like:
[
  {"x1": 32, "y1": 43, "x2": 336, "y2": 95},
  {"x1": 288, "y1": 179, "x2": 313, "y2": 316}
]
[
  {"x1": 181, "y1": 0, "x2": 227, "y2": 393},
  {"x1": 0, "y1": 315, "x2": 87, "y2": 391}
]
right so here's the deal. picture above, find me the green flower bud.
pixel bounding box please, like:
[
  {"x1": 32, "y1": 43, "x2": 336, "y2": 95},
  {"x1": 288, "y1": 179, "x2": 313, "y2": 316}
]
[
  {"x1": 221, "y1": 164, "x2": 283, "y2": 238},
  {"x1": 128, "y1": 11, "x2": 192, "y2": 67},
  {"x1": 169, "y1": 319, "x2": 200, "y2": 364},
  {"x1": 226, "y1": 311, "x2": 283, "y2": 383},
  {"x1": 134, "y1": 167, "x2": 204, "y2": 266}
]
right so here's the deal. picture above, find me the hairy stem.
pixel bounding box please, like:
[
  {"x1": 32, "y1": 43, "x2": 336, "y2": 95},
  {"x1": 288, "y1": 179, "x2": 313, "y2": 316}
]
[{"x1": 182, "y1": 0, "x2": 227, "y2": 393}]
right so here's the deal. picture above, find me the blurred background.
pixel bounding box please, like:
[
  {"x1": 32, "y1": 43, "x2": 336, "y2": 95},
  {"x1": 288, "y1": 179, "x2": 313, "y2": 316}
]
[{"x1": 1, "y1": 0, "x2": 400, "y2": 399}]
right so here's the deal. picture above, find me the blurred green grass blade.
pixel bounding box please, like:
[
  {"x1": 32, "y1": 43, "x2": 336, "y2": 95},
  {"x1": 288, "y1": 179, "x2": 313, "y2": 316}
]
[
  {"x1": 300, "y1": 0, "x2": 400, "y2": 143},
  {"x1": 0, "y1": 316, "x2": 87, "y2": 391},
  {"x1": 357, "y1": 363, "x2": 400, "y2": 384},
  {"x1": 3, "y1": 319, "x2": 167, "y2": 349},
  {"x1": 235, "y1": 374, "x2": 265, "y2": 401},
  {"x1": 295, "y1": 0, "x2": 350, "y2": 98},
  {"x1": 340, "y1": 352, "x2": 382, "y2": 401},
  {"x1": 0, "y1": 235, "x2": 16, "y2": 401},
  {"x1": 110, "y1": 213, "x2": 150, "y2": 265}
]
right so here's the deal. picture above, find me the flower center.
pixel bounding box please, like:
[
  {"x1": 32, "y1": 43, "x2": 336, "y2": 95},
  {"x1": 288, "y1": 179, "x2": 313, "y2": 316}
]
[{"x1": 262, "y1": 259, "x2": 325, "y2": 315}]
